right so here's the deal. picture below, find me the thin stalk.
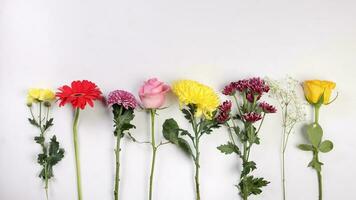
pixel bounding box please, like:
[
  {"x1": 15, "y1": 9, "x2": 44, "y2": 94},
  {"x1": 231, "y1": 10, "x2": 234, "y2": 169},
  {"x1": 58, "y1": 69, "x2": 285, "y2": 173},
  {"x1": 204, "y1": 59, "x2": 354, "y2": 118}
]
[
  {"x1": 148, "y1": 109, "x2": 157, "y2": 200},
  {"x1": 114, "y1": 129, "x2": 122, "y2": 200},
  {"x1": 39, "y1": 103, "x2": 49, "y2": 200},
  {"x1": 317, "y1": 170, "x2": 322, "y2": 200},
  {"x1": 314, "y1": 106, "x2": 322, "y2": 200},
  {"x1": 73, "y1": 108, "x2": 82, "y2": 200},
  {"x1": 281, "y1": 105, "x2": 288, "y2": 200},
  {"x1": 194, "y1": 134, "x2": 200, "y2": 200},
  {"x1": 114, "y1": 107, "x2": 123, "y2": 200},
  {"x1": 315, "y1": 106, "x2": 320, "y2": 124}
]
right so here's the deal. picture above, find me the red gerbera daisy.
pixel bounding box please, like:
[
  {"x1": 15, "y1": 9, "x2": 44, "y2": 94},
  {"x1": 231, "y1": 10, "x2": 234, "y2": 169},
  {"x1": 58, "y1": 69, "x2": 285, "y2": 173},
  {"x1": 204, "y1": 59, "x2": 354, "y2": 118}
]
[{"x1": 56, "y1": 80, "x2": 102, "y2": 109}]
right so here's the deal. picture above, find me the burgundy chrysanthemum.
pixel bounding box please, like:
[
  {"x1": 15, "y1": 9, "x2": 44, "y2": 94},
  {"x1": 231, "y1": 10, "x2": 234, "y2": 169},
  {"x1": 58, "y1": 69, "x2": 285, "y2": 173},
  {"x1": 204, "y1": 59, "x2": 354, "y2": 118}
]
[
  {"x1": 235, "y1": 79, "x2": 249, "y2": 92},
  {"x1": 242, "y1": 112, "x2": 262, "y2": 123},
  {"x1": 56, "y1": 80, "x2": 102, "y2": 109},
  {"x1": 216, "y1": 100, "x2": 232, "y2": 123},
  {"x1": 222, "y1": 83, "x2": 236, "y2": 96},
  {"x1": 107, "y1": 90, "x2": 138, "y2": 109},
  {"x1": 247, "y1": 77, "x2": 270, "y2": 95},
  {"x1": 259, "y1": 102, "x2": 277, "y2": 113}
]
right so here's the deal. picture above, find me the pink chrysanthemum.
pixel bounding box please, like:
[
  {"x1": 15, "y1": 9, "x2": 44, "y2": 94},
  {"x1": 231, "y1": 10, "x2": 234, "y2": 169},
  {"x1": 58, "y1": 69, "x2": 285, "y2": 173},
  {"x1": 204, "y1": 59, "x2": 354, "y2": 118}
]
[
  {"x1": 107, "y1": 90, "x2": 138, "y2": 109},
  {"x1": 243, "y1": 112, "x2": 262, "y2": 123},
  {"x1": 216, "y1": 100, "x2": 232, "y2": 123},
  {"x1": 259, "y1": 102, "x2": 277, "y2": 113}
]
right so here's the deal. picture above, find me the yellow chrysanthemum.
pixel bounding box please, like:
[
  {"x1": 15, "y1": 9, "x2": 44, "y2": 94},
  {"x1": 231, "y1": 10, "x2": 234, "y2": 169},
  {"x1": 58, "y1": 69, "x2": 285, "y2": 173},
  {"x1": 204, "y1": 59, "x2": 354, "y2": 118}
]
[
  {"x1": 172, "y1": 80, "x2": 220, "y2": 119},
  {"x1": 27, "y1": 88, "x2": 55, "y2": 105}
]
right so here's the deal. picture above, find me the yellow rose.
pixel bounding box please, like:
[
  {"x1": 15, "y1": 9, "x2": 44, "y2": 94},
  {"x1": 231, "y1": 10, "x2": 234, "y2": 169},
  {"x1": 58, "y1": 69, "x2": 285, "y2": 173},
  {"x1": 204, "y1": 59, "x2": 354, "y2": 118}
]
[
  {"x1": 27, "y1": 88, "x2": 55, "y2": 105},
  {"x1": 303, "y1": 80, "x2": 336, "y2": 105}
]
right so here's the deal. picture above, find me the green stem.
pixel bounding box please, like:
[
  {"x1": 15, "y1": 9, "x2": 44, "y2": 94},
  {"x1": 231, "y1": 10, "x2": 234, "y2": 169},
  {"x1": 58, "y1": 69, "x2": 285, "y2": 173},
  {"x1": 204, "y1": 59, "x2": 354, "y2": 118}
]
[
  {"x1": 73, "y1": 108, "x2": 82, "y2": 200},
  {"x1": 317, "y1": 170, "x2": 322, "y2": 200},
  {"x1": 194, "y1": 136, "x2": 200, "y2": 200},
  {"x1": 314, "y1": 105, "x2": 322, "y2": 200},
  {"x1": 114, "y1": 129, "x2": 121, "y2": 200},
  {"x1": 315, "y1": 106, "x2": 320, "y2": 124},
  {"x1": 149, "y1": 109, "x2": 156, "y2": 200},
  {"x1": 281, "y1": 105, "x2": 288, "y2": 200}
]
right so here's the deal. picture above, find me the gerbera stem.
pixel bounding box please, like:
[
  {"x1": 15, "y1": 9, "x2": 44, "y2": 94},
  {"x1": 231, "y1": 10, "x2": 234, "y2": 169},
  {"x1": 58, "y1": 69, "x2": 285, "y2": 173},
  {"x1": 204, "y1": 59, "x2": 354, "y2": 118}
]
[
  {"x1": 149, "y1": 109, "x2": 157, "y2": 200},
  {"x1": 73, "y1": 108, "x2": 82, "y2": 200}
]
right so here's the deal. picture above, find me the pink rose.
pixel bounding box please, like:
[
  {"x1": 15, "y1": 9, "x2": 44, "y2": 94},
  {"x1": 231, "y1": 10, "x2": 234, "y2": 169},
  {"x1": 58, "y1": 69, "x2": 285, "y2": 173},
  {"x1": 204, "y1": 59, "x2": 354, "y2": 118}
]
[{"x1": 139, "y1": 78, "x2": 170, "y2": 109}]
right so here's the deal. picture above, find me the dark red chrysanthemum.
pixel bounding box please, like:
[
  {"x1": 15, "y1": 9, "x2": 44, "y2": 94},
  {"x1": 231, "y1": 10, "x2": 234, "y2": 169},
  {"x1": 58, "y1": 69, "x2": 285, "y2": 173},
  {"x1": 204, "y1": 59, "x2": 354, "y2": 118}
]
[
  {"x1": 216, "y1": 100, "x2": 232, "y2": 123},
  {"x1": 222, "y1": 83, "x2": 236, "y2": 96},
  {"x1": 259, "y1": 102, "x2": 277, "y2": 113},
  {"x1": 242, "y1": 112, "x2": 262, "y2": 123},
  {"x1": 56, "y1": 80, "x2": 102, "y2": 109}
]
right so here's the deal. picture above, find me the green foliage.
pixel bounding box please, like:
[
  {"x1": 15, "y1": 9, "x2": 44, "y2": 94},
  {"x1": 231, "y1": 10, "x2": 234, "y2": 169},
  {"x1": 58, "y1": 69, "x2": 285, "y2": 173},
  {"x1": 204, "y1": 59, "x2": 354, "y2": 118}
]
[
  {"x1": 177, "y1": 138, "x2": 193, "y2": 156},
  {"x1": 241, "y1": 161, "x2": 257, "y2": 177},
  {"x1": 300, "y1": 122, "x2": 334, "y2": 173},
  {"x1": 43, "y1": 118, "x2": 54, "y2": 131},
  {"x1": 217, "y1": 142, "x2": 240, "y2": 155},
  {"x1": 239, "y1": 176, "x2": 270, "y2": 197},
  {"x1": 39, "y1": 135, "x2": 65, "y2": 179},
  {"x1": 319, "y1": 140, "x2": 333, "y2": 153},
  {"x1": 199, "y1": 118, "x2": 220, "y2": 135},
  {"x1": 112, "y1": 104, "x2": 136, "y2": 137},
  {"x1": 162, "y1": 118, "x2": 193, "y2": 156},
  {"x1": 308, "y1": 159, "x2": 323, "y2": 172},
  {"x1": 162, "y1": 118, "x2": 179, "y2": 144},
  {"x1": 181, "y1": 104, "x2": 196, "y2": 124},
  {"x1": 28, "y1": 106, "x2": 65, "y2": 182},
  {"x1": 298, "y1": 144, "x2": 313, "y2": 151},
  {"x1": 307, "y1": 123, "x2": 323, "y2": 148},
  {"x1": 28, "y1": 118, "x2": 40, "y2": 127}
]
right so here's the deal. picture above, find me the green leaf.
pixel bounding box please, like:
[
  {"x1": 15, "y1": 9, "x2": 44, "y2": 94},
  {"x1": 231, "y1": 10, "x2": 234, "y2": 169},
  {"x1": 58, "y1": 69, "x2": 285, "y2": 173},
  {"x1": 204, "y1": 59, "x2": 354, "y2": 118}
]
[
  {"x1": 43, "y1": 118, "x2": 54, "y2": 131},
  {"x1": 34, "y1": 136, "x2": 45, "y2": 144},
  {"x1": 298, "y1": 144, "x2": 313, "y2": 151},
  {"x1": 177, "y1": 138, "x2": 192, "y2": 156},
  {"x1": 162, "y1": 118, "x2": 179, "y2": 144},
  {"x1": 28, "y1": 118, "x2": 39, "y2": 127},
  {"x1": 48, "y1": 135, "x2": 65, "y2": 166},
  {"x1": 239, "y1": 176, "x2": 269, "y2": 197},
  {"x1": 181, "y1": 104, "x2": 196, "y2": 124},
  {"x1": 233, "y1": 126, "x2": 240, "y2": 136},
  {"x1": 241, "y1": 161, "x2": 257, "y2": 177},
  {"x1": 200, "y1": 119, "x2": 220, "y2": 135},
  {"x1": 113, "y1": 106, "x2": 136, "y2": 137},
  {"x1": 217, "y1": 142, "x2": 240, "y2": 155},
  {"x1": 307, "y1": 123, "x2": 323, "y2": 148},
  {"x1": 308, "y1": 159, "x2": 323, "y2": 172},
  {"x1": 319, "y1": 140, "x2": 333, "y2": 153}
]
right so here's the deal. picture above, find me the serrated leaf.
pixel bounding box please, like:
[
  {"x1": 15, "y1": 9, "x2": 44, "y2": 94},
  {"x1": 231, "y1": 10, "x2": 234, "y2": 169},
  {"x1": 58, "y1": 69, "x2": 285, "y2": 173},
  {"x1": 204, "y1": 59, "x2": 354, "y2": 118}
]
[
  {"x1": 217, "y1": 142, "x2": 240, "y2": 155},
  {"x1": 241, "y1": 161, "x2": 257, "y2": 177},
  {"x1": 28, "y1": 118, "x2": 39, "y2": 127},
  {"x1": 307, "y1": 123, "x2": 323, "y2": 148},
  {"x1": 239, "y1": 175, "x2": 269, "y2": 197},
  {"x1": 48, "y1": 135, "x2": 65, "y2": 166},
  {"x1": 319, "y1": 140, "x2": 333, "y2": 153},
  {"x1": 298, "y1": 144, "x2": 313, "y2": 151},
  {"x1": 113, "y1": 105, "x2": 136, "y2": 137},
  {"x1": 162, "y1": 118, "x2": 179, "y2": 144},
  {"x1": 34, "y1": 136, "x2": 45, "y2": 144},
  {"x1": 43, "y1": 118, "x2": 54, "y2": 131}
]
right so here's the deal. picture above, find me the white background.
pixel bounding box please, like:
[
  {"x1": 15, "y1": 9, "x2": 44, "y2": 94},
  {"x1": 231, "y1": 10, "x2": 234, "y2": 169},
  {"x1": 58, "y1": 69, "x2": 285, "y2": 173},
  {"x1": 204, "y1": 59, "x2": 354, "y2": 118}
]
[{"x1": 1, "y1": 0, "x2": 356, "y2": 199}]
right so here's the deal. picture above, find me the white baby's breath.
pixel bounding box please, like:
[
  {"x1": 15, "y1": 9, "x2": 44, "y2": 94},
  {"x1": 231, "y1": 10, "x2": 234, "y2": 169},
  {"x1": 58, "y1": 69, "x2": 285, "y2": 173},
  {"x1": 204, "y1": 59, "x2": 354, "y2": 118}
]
[{"x1": 265, "y1": 76, "x2": 307, "y2": 200}]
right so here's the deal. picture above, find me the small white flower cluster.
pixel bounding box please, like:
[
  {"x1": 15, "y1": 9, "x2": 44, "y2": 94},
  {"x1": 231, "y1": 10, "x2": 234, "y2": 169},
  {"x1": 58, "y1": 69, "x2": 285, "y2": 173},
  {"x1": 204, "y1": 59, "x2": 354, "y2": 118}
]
[{"x1": 265, "y1": 76, "x2": 307, "y2": 132}]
